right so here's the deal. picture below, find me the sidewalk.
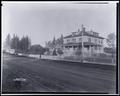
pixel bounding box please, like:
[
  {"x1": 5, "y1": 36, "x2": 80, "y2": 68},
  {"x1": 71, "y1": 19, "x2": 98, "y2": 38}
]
[
  {"x1": 7, "y1": 52, "x2": 116, "y2": 66},
  {"x1": 41, "y1": 56, "x2": 116, "y2": 66}
]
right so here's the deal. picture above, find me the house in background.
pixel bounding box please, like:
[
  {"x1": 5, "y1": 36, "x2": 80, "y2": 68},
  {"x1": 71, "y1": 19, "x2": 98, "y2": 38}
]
[{"x1": 63, "y1": 25, "x2": 105, "y2": 56}]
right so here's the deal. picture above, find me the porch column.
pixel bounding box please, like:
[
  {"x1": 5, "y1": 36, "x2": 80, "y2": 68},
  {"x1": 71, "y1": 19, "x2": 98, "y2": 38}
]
[
  {"x1": 88, "y1": 46, "x2": 91, "y2": 56},
  {"x1": 87, "y1": 46, "x2": 90, "y2": 56},
  {"x1": 100, "y1": 46, "x2": 103, "y2": 53},
  {"x1": 82, "y1": 45, "x2": 84, "y2": 56},
  {"x1": 91, "y1": 46, "x2": 94, "y2": 56}
]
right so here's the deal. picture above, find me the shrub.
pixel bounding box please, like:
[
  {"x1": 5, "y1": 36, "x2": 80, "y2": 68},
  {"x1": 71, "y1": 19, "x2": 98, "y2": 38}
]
[
  {"x1": 57, "y1": 49, "x2": 63, "y2": 55},
  {"x1": 53, "y1": 49, "x2": 57, "y2": 55}
]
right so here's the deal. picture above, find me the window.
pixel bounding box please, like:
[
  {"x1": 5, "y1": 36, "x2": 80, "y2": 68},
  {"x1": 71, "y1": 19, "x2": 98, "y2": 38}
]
[
  {"x1": 67, "y1": 39, "x2": 70, "y2": 42},
  {"x1": 88, "y1": 38, "x2": 91, "y2": 42},
  {"x1": 95, "y1": 46, "x2": 97, "y2": 50},
  {"x1": 95, "y1": 33, "x2": 97, "y2": 36},
  {"x1": 72, "y1": 38, "x2": 76, "y2": 42},
  {"x1": 79, "y1": 38, "x2": 82, "y2": 41},
  {"x1": 95, "y1": 38, "x2": 97, "y2": 43},
  {"x1": 87, "y1": 47, "x2": 89, "y2": 50},
  {"x1": 65, "y1": 46, "x2": 68, "y2": 48},
  {"x1": 99, "y1": 47, "x2": 101, "y2": 50},
  {"x1": 99, "y1": 39, "x2": 101, "y2": 44}
]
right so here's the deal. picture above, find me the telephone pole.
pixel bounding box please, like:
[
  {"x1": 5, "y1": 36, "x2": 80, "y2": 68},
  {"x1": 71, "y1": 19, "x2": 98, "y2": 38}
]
[{"x1": 81, "y1": 24, "x2": 84, "y2": 63}]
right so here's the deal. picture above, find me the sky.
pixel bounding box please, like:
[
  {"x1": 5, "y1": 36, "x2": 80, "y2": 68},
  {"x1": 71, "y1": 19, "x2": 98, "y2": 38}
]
[{"x1": 2, "y1": 2, "x2": 116, "y2": 47}]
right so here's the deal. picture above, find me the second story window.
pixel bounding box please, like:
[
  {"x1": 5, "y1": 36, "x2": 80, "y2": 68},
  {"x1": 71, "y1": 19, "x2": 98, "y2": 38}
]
[
  {"x1": 99, "y1": 40, "x2": 101, "y2": 44},
  {"x1": 99, "y1": 47, "x2": 101, "y2": 50},
  {"x1": 88, "y1": 38, "x2": 91, "y2": 42},
  {"x1": 72, "y1": 38, "x2": 76, "y2": 42},
  {"x1": 79, "y1": 38, "x2": 82, "y2": 42},
  {"x1": 95, "y1": 38, "x2": 97, "y2": 43},
  {"x1": 67, "y1": 39, "x2": 70, "y2": 42}
]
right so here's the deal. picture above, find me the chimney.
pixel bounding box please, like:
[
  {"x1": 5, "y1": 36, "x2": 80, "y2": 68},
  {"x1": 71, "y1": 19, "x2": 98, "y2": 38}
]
[
  {"x1": 81, "y1": 24, "x2": 85, "y2": 32},
  {"x1": 90, "y1": 29, "x2": 93, "y2": 35}
]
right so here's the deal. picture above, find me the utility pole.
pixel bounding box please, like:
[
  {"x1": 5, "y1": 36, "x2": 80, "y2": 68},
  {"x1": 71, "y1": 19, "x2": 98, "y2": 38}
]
[{"x1": 81, "y1": 24, "x2": 84, "y2": 63}]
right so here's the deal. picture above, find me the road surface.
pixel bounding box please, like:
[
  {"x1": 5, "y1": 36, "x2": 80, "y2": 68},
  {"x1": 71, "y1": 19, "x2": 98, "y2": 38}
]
[{"x1": 2, "y1": 53, "x2": 116, "y2": 93}]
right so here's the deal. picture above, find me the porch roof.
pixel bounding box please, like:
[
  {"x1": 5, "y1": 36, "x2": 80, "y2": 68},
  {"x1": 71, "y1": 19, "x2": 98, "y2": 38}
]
[{"x1": 63, "y1": 42, "x2": 102, "y2": 46}]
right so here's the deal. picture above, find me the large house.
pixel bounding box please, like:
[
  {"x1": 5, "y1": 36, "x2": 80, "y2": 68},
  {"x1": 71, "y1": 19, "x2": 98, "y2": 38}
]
[{"x1": 63, "y1": 25, "x2": 105, "y2": 56}]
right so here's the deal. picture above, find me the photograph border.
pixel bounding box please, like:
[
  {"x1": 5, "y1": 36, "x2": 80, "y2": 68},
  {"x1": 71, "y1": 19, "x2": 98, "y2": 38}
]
[{"x1": 1, "y1": 1, "x2": 119, "y2": 95}]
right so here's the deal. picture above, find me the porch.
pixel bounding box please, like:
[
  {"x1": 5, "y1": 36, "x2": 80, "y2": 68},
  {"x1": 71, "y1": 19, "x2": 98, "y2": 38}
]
[{"x1": 63, "y1": 42, "x2": 103, "y2": 57}]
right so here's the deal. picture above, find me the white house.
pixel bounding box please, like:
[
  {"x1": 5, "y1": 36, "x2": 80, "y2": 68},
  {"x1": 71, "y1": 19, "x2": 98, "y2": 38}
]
[{"x1": 63, "y1": 25, "x2": 105, "y2": 56}]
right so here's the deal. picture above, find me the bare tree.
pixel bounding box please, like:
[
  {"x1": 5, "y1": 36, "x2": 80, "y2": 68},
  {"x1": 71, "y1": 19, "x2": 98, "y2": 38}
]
[
  {"x1": 106, "y1": 33, "x2": 116, "y2": 48},
  {"x1": 106, "y1": 33, "x2": 116, "y2": 63}
]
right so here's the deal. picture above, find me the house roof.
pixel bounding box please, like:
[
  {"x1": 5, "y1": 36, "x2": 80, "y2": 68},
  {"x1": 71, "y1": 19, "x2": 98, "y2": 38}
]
[
  {"x1": 62, "y1": 42, "x2": 102, "y2": 46},
  {"x1": 64, "y1": 31, "x2": 104, "y2": 39}
]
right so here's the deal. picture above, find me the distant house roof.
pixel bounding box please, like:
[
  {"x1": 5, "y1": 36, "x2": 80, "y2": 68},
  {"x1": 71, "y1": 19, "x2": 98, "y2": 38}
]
[
  {"x1": 63, "y1": 42, "x2": 102, "y2": 46},
  {"x1": 64, "y1": 31, "x2": 104, "y2": 39}
]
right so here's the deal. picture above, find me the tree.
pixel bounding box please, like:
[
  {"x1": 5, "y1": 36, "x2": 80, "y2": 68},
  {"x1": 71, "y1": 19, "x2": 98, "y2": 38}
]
[
  {"x1": 5, "y1": 34, "x2": 11, "y2": 49},
  {"x1": 106, "y1": 33, "x2": 116, "y2": 63},
  {"x1": 45, "y1": 41, "x2": 52, "y2": 48},
  {"x1": 19, "y1": 36, "x2": 31, "y2": 52},
  {"x1": 57, "y1": 48, "x2": 63, "y2": 55},
  {"x1": 11, "y1": 34, "x2": 20, "y2": 50},
  {"x1": 45, "y1": 34, "x2": 64, "y2": 49},
  {"x1": 29, "y1": 44, "x2": 45, "y2": 55},
  {"x1": 44, "y1": 47, "x2": 49, "y2": 52},
  {"x1": 53, "y1": 49, "x2": 57, "y2": 55},
  {"x1": 25, "y1": 36, "x2": 31, "y2": 51},
  {"x1": 60, "y1": 34, "x2": 64, "y2": 44},
  {"x1": 52, "y1": 36, "x2": 56, "y2": 48},
  {"x1": 106, "y1": 33, "x2": 116, "y2": 48}
]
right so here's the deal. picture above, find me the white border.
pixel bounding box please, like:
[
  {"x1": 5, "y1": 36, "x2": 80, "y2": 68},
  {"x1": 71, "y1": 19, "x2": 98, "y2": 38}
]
[
  {"x1": 1, "y1": 1, "x2": 119, "y2": 4},
  {"x1": 1, "y1": 1, "x2": 119, "y2": 95}
]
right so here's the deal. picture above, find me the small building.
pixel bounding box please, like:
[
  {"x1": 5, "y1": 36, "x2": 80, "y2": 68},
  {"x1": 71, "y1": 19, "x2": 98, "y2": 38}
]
[
  {"x1": 4, "y1": 48, "x2": 15, "y2": 54},
  {"x1": 63, "y1": 25, "x2": 105, "y2": 56}
]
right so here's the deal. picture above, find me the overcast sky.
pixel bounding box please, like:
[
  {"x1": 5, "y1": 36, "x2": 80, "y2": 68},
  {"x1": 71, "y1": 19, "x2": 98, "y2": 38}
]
[{"x1": 2, "y1": 2, "x2": 116, "y2": 47}]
